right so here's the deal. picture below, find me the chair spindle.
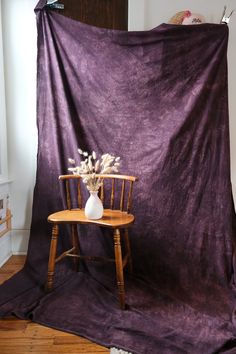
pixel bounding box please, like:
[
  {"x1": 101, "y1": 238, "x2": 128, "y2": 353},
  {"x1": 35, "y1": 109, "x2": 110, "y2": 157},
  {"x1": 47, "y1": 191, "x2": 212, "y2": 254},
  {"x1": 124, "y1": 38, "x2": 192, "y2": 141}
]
[
  {"x1": 110, "y1": 178, "x2": 115, "y2": 209},
  {"x1": 66, "y1": 180, "x2": 71, "y2": 210},
  {"x1": 77, "y1": 179, "x2": 82, "y2": 209},
  {"x1": 120, "y1": 180, "x2": 125, "y2": 211},
  {"x1": 127, "y1": 181, "x2": 134, "y2": 214},
  {"x1": 100, "y1": 178, "x2": 105, "y2": 204}
]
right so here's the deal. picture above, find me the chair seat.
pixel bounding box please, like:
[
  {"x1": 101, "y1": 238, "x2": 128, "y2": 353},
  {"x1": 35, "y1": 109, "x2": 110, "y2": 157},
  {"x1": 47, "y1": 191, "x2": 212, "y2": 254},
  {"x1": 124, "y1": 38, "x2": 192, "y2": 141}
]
[{"x1": 48, "y1": 209, "x2": 135, "y2": 228}]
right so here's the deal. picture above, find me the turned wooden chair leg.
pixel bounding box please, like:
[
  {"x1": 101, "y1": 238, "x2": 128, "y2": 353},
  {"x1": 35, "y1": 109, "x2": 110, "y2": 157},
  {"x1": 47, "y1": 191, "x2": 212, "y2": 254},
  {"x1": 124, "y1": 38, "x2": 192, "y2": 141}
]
[
  {"x1": 46, "y1": 224, "x2": 59, "y2": 291},
  {"x1": 124, "y1": 228, "x2": 133, "y2": 274},
  {"x1": 71, "y1": 224, "x2": 80, "y2": 272},
  {"x1": 113, "y1": 228, "x2": 125, "y2": 310}
]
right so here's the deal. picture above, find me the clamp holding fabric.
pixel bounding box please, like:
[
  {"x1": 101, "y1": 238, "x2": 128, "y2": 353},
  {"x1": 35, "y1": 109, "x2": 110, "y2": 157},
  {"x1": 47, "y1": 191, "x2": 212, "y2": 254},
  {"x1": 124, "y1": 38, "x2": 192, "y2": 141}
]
[
  {"x1": 46, "y1": 0, "x2": 64, "y2": 10},
  {"x1": 221, "y1": 6, "x2": 234, "y2": 24}
]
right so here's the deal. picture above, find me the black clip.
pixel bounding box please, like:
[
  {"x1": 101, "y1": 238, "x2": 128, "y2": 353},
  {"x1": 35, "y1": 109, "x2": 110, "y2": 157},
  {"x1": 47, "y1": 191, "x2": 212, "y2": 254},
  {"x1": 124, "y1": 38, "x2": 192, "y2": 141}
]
[{"x1": 46, "y1": 0, "x2": 64, "y2": 10}]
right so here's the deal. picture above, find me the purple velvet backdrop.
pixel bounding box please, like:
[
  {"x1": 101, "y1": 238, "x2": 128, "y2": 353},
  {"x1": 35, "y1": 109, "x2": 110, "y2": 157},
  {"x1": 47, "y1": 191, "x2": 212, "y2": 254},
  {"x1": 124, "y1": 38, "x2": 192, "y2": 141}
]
[{"x1": 1, "y1": 1, "x2": 236, "y2": 353}]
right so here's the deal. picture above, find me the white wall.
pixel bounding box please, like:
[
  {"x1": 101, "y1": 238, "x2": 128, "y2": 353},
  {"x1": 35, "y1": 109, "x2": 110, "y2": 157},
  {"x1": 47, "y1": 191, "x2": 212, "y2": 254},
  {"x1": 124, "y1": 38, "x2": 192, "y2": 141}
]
[
  {"x1": 129, "y1": 0, "x2": 236, "y2": 200},
  {"x1": 0, "y1": 0, "x2": 8, "y2": 181},
  {"x1": 1, "y1": 0, "x2": 37, "y2": 254},
  {"x1": 0, "y1": 0, "x2": 11, "y2": 266},
  {"x1": 0, "y1": 0, "x2": 236, "y2": 257}
]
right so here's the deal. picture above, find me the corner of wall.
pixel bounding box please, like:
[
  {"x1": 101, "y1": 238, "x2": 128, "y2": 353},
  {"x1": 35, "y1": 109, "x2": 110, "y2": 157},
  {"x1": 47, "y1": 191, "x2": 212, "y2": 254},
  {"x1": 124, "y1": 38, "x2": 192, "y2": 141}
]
[
  {"x1": 11, "y1": 229, "x2": 29, "y2": 255},
  {"x1": 0, "y1": 231, "x2": 12, "y2": 267}
]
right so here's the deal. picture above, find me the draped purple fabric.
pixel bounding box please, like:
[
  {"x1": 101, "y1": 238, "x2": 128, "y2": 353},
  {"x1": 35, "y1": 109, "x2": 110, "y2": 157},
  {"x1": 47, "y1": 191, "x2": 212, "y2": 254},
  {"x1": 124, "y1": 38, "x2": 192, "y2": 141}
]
[{"x1": 1, "y1": 2, "x2": 236, "y2": 353}]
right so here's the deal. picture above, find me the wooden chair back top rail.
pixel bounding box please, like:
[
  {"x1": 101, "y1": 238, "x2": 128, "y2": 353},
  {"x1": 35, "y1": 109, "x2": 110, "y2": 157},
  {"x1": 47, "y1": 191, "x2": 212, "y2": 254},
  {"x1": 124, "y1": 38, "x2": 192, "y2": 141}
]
[
  {"x1": 59, "y1": 174, "x2": 138, "y2": 182},
  {"x1": 60, "y1": 174, "x2": 138, "y2": 213}
]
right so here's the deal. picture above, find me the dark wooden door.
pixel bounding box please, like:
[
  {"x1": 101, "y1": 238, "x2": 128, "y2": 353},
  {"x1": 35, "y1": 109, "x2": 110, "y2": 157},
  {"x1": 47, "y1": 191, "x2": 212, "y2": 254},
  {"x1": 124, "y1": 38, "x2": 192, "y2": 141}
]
[{"x1": 52, "y1": 0, "x2": 128, "y2": 30}]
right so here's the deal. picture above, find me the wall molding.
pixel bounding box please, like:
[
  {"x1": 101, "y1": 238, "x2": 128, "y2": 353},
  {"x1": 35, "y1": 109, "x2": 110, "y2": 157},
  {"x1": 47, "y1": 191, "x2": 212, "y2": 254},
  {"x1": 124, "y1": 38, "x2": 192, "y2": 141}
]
[{"x1": 0, "y1": 179, "x2": 13, "y2": 185}]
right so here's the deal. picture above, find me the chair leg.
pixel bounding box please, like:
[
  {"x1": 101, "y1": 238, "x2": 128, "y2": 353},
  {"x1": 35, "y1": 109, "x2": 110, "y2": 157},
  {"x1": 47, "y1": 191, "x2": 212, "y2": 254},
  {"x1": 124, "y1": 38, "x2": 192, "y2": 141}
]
[
  {"x1": 71, "y1": 224, "x2": 80, "y2": 272},
  {"x1": 124, "y1": 228, "x2": 133, "y2": 274},
  {"x1": 46, "y1": 224, "x2": 59, "y2": 291},
  {"x1": 113, "y1": 228, "x2": 125, "y2": 310}
]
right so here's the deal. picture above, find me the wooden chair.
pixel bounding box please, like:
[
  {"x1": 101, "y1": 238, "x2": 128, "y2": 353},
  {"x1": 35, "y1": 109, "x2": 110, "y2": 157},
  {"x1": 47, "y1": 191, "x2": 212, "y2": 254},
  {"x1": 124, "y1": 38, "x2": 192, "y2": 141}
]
[{"x1": 46, "y1": 174, "x2": 138, "y2": 310}]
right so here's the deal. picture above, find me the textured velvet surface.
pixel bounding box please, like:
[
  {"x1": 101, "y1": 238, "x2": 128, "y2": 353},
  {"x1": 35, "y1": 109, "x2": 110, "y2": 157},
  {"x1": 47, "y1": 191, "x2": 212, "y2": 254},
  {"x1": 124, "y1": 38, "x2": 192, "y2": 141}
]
[{"x1": 1, "y1": 2, "x2": 236, "y2": 353}]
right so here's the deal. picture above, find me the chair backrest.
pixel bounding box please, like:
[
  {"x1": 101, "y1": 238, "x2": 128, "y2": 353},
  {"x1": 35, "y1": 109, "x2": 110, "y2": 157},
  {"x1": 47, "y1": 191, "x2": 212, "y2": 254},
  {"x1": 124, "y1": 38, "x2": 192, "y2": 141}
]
[{"x1": 59, "y1": 174, "x2": 138, "y2": 214}]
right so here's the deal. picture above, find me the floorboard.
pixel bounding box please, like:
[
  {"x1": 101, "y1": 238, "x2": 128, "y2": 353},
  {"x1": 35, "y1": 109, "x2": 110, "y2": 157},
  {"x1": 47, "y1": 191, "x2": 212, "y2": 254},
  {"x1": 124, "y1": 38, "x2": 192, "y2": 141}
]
[{"x1": 0, "y1": 256, "x2": 109, "y2": 354}]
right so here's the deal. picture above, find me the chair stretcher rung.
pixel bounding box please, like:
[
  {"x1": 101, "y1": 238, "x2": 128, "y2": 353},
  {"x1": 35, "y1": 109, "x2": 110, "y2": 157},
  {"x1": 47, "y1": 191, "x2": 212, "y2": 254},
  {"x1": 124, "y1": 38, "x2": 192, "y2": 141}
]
[
  {"x1": 122, "y1": 253, "x2": 129, "y2": 268},
  {"x1": 55, "y1": 247, "x2": 75, "y2": 263},
  {"x1": 67, "y1": 254, "x2": 115, "y2": 263}
]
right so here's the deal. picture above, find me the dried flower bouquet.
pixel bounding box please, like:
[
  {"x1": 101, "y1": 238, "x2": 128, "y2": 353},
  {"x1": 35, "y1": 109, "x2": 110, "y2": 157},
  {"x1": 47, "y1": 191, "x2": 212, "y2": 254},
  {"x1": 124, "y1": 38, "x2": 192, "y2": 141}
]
[{"x1": 68, "y1": 149, "x2": 120, "y2": 192}]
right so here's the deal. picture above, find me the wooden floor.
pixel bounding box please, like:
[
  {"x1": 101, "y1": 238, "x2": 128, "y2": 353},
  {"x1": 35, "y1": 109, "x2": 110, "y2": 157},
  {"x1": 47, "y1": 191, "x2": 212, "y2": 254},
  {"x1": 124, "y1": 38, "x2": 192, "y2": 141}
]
[{"x1": 0, "y1": 256, "x2": 109, "y2": 354}]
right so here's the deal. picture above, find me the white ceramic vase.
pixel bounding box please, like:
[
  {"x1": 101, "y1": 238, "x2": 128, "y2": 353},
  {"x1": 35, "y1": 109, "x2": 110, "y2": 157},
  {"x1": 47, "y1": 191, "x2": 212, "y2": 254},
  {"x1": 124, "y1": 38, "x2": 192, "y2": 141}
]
[{"x1": 85, "y1": 191, "x2": 103, "y2": 220}]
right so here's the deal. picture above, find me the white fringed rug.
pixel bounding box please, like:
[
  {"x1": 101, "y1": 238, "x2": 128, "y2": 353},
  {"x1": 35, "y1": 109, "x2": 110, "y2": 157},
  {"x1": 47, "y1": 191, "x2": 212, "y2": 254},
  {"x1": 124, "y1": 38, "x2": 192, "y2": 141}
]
[{"x1": 110, "y1": 348, "x2": 132, "y2": 354}]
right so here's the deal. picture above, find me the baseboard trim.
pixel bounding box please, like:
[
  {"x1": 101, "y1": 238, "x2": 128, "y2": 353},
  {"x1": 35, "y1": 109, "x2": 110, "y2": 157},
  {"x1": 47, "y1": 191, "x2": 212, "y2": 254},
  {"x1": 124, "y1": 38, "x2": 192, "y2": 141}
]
[{"x1": 12, "y1": 252, "x2": 27, "y2": 256}]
